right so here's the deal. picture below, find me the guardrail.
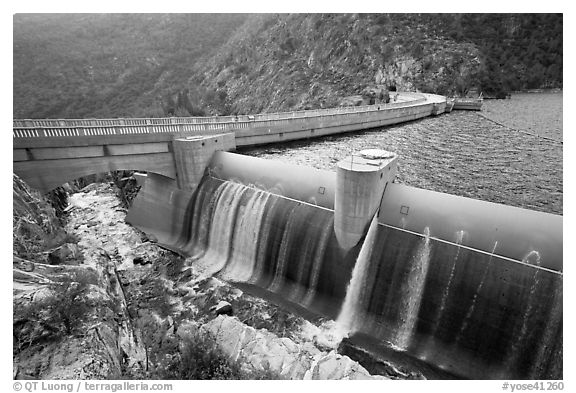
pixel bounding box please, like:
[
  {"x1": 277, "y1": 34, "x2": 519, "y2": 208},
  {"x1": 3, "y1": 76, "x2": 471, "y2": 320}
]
[{"x1": 13, "y1": 93, "x2": 428, "y2": 138}]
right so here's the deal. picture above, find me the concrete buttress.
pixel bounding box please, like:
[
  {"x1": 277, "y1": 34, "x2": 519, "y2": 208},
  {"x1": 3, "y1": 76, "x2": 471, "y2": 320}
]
[{"x1": 172, "y1": 133, "x2": 236, "y2": 191}]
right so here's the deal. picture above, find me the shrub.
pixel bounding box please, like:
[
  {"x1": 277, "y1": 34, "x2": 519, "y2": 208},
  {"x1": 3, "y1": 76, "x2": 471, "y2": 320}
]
[
  {"x1": 176, "y1": 332, "x2": 243, "y2": 379},
  {"x1": 148, "y1": 330, "x2": 283, "y2": 380},
  {"x1": 13, "y1": 272, "x2": 95, "y2": 354}
]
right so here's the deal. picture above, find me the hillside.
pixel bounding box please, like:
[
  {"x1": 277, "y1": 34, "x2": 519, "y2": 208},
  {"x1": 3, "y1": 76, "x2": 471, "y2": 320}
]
[
  {"x1": 13, "y1": 14, "x2": 247, "y2": 118},
  {"x1": 13, "y1": 13, "x2": 562, "y2": 119}
]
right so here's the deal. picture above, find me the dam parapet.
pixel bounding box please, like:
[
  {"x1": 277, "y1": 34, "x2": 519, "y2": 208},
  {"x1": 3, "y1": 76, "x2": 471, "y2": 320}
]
[{"x1": 125, "y1": 148, "x2": 562, "y2": 380}]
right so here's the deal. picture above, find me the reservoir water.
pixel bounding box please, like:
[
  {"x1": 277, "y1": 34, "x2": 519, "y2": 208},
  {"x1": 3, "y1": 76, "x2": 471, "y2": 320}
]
[{"x1": 242, "y1": 91, "x2": 563, "y2": 215}]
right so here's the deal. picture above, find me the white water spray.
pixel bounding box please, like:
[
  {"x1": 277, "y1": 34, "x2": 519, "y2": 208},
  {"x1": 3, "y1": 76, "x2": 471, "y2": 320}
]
[
  {"x1": 336, "y1": 213, "x2": 380, "y2": 334},
  {"x1": 431, "y1": 230, "x2": 465, "y2": 335},
  {"x1": 455, "y1": 240, "x2": 498, "y2": 344},
  {"x1": 505, "y1": 250, "x2": 542, "y2": 372},
  {"x1": 394, "y1": 226, "x2": 432, "y2": 349}
]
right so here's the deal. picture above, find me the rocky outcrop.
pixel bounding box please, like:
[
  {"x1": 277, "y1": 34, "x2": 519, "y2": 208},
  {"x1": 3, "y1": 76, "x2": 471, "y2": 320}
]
[
  {"x1": 13, "y1": 180, "x2": 147, "y2": 379},
  {"x1": 13, "y1": 258, "x2": 145, "y2": 379},
  {"x1": 198, "y1": 315, "x2": 385, "y2": 380}
]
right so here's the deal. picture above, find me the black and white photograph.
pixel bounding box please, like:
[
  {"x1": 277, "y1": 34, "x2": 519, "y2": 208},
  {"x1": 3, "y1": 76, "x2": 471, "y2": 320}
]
[{"x1": 10, "y1": 9, "x2": 565, "y2": 389}]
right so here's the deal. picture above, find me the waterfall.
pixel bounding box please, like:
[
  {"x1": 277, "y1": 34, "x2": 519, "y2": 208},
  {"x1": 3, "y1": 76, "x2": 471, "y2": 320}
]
[
  {"x1": 268, "y1": 205, "x2": 300, "y2": 292},
  {"x1": 192, "y1": 182, "x2": 246, "y2": 278},
  {"x1": 219, "y1": 190, "x2": 270, "y2": 282},
  {"x1": 153, "y1": 172, "x2": 562, "y2": 379},
  {"x1": 529, "y1": 277, "x2": 562, "y2": 378},
  {"x1": 336, "y1": 213, "x2": 380, "y2": 333},
  {"x1": 394, "y1": 226, "x2": 432, "y2": 350},
  {"x1": 187, "y1": 179, "x2": 227, "y2": 258},
  {"x1": 431, "y1": 230, "x2": 465, "y2": 335},
  {"x1": 302, "y1": 215, "x2": 333, "y2": 307},
  {"x1": 183, "y1": 178, "x2": 341, "y2": 309},
  {"x1": 455, "y1": 241, "x2": 498, "y2": 345},
  {"x1": 248, "y1": 196, "x2": 279, "y2": 285},
  {"x1": 505, "y1": 250, "x2": 542, "y2": 373}
]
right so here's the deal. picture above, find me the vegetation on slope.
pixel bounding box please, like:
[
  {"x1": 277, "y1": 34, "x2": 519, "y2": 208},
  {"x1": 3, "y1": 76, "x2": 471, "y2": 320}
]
[
  {"x1": 13, "y1": 13, "x2": 562, "y2": 118},
  {"x1": 13, "y1": 14, "x2": 246, "y2": 118}
]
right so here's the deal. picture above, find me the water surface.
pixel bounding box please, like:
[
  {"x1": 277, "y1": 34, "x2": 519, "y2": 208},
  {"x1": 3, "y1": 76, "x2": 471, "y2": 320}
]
[{"x1": 242, "y1": 92, "x2": 563, "y2": 215}]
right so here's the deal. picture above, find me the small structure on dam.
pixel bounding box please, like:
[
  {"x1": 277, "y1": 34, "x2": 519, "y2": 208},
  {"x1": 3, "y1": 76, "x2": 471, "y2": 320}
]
[
  {"x1": 125, "y1": 147, "x2": 562, "y2": 380},
  {"x1": 334, "y1": 149, "x2": 397, "y2": 250}
]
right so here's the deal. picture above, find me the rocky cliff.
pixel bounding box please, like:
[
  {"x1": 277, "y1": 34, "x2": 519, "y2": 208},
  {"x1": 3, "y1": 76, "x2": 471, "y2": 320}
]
[{"x1": 194, "y1": 14, "x2": 482, "y2": 115}]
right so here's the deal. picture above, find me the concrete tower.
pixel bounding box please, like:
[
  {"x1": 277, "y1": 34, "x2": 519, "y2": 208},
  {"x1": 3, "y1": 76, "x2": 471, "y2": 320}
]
[{"x1": 334, "y1": 149, "x2": 397, "y2": 250}]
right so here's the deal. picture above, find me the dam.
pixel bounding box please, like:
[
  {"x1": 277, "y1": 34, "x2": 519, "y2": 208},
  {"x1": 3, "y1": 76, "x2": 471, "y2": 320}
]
[
  {"x1": 126, "y1": 148, "x2": 562, "y2": 380},
  {"x1": 13, "y1": 92, "x2": 562, "y2": 379},
  {"x1": 13, "y1": 92, "x2": 444, "y2": 193}
]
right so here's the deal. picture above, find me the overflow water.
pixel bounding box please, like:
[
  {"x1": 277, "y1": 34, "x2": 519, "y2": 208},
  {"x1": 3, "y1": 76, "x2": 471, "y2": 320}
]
[
  {"x1": 162, "y1": 174, "x2": 562, "y2": 379},
  {"x1": 394, "y1": 227, "x2": 432, "y2": 349},
  {"x1": 219, "y1": 189, "x2": 271, "y2": 282},
  {"x1": 178, "y1": 176, "x2": 356, "y2": 320},
  {"x1": 337, "y1": 213, "x2": 380, "y2": 333},
  {"x1": 430, "y1": 230, "x2": 465, "y2": 336}
]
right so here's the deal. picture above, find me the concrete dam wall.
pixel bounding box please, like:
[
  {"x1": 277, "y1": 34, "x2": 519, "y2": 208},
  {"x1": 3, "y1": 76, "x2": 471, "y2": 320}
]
[{"x1": 126, "y1": 151, "x2": 562, "y2": 380}]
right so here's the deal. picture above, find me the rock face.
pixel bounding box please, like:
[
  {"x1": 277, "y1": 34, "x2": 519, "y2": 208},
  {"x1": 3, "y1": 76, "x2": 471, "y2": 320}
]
[
  {"x1": 200, "y1": 315, "x2": 384, "y2": 380},
  {"x1": 13, "y1": 259, "x2": 146, "y2": 379},
  {"x1": 194, "y1": 14, "x2": 483, "y2": 115},
  {"x1": 13, "y1": 180, "x2": 146, "y2": 380}
]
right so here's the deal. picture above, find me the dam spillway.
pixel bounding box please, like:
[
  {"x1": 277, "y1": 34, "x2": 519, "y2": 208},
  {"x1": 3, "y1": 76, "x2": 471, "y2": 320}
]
[{"x1": 126, "y1": 150, "x2": 562, "y2": 380}]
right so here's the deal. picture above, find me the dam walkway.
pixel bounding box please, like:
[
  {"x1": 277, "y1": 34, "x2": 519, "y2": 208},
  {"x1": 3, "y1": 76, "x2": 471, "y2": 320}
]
[{"x1": 13, "y1": 92, "x2": 446, "y2": 192}]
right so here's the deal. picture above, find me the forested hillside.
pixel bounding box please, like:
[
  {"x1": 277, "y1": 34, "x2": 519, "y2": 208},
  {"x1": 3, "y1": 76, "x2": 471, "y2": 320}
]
[
  {"x1": 13, "y1": 13, "x2": 562, "y2": 119},
  {"x1": 13, "y1": 14, "x2": 246, "y2": 118}
]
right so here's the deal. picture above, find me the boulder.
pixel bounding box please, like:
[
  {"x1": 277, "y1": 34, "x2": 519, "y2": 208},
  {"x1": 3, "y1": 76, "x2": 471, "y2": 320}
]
[
  {"x1": 213, "y1": 301, "x2": 233, "y2": 316},
  {"x1": 305, "y1": 351, "x2": 375, "y2": 380},
  {"x1": 180, "y1": 268, "x2": 193, "y2": 280},
  {"x1": 48, "y1": 243, "x2": 82, "y2": 265},
  {"x1": 201, "y1": 316, "x2": 385, "y2": 380}
]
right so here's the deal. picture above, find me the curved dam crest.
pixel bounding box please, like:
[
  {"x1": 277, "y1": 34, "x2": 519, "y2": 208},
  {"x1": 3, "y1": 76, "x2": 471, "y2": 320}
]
[{"x1": 126, "y1": 150, "x2": 562, "y2": 380}]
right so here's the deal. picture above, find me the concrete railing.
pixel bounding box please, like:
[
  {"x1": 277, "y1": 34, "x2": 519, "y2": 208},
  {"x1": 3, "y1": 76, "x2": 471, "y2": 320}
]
[{"x1": 13, "y1": 93, "x2": 428, "y2": 139}]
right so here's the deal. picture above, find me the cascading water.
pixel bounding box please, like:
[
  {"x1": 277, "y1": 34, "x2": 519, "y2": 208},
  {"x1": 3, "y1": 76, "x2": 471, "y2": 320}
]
[
  {"x1": 248, "y1": 196, "x2": 280, "y2": 286},
  {"x1": 430, "y1": 230, "x2": 465, "y2": 336},
  {"x1": 529, "y1": 277, "x2": 562, "y2": 379},
  {"x1": 268, "y1": 205, "x2": 300, "y2": 293},
  {"x1": 394, "y1": 227, "x2": 432, "y2": 349},
  {"x1": 336, "y1": 213, "x2": 380, "y2": 333},
  {"x1": 189, "y1": 182, "x2": 247, "y2": 278},
  {"x1": 178, "y1": 177, "x2": 348, "y2": 318},
  {"x1": 141, "y1": 172, "x2": 563, "y2": 380},
  {"x1": 301, "y1": 215, "x2": 333, "y2": 307},
  {"x1": 504, "y1": 250, "x2": 542, "y2": 373},
  {"x1": 219, "y1": 190, "x2": 270, "y2": 282},
  {"x1": 454, "y1": 241, "x2": 498, "y2": 345}
]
